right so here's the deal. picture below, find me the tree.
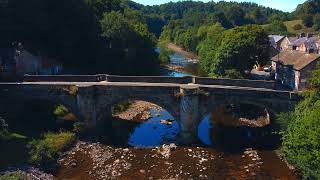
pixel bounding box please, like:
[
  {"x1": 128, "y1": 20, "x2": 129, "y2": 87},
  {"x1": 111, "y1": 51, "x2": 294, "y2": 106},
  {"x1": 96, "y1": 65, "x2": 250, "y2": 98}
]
[
  {"x1": 197, "y1": 23, "x2": 225, "y2": 72},
  {"x1": 203, "y1": 25, "x2": 270, "y2": 77},
  {"x1": 264, "y1": 19, "x2": 289, "y2": 35},
  {"x1": 101, "y1": 11, "x2": 130, "y2": 41},
  {"x1": 226, "y1": 6, "x2": 246, "y2": 26},
  {"x1": 303, "y1": 14, "x2": 314, "y2": 27},
  {"x1": 313, "y1": 13, "x2": 320, "y2": 30}
]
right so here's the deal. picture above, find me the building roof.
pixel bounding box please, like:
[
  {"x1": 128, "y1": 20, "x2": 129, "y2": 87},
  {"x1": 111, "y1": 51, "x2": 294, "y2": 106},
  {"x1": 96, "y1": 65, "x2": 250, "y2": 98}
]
[
  {"x1": 289, "y1": 36, "x2": 320, "y2": 50},
  {"x1": 271, "y1": 50, "x2": 320, "y2": 71},
  {"x1": 269, "y1": 35, "x2": 285, "y2": 43},
  {"x1": 269, "y1": 35, "x2": 285, "y2": 49},
  {"x1": 287, "y1": 37, "x2": 298, "y2": 44}
]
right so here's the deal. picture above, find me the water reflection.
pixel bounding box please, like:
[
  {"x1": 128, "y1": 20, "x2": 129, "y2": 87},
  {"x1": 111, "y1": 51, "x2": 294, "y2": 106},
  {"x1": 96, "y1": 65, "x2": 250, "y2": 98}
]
[
  {"x1": 128, "y1": 109, "x2": 180, "y2": 148},
  {"x1": 197, "y1": 115, "x2": 212, "y2": 146},
  {"x1": 197, "y1": 114, "x2": 260, "y2": 151},
  {"x1": 160, "y1": 68, "x2": 192, "y2": 77}
]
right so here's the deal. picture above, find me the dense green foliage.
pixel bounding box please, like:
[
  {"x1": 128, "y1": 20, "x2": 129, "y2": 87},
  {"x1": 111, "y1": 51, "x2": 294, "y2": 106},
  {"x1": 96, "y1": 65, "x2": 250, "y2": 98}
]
[
  {"x1": 294, "y1": 0, "x2": 320, "y2": 31},
  {"x1": 28, "y1": 132, "x2": 76, "y2": 171},
  {"x1": 279, "y1": 65, "x2": 320, "y2": 179},
  {"x1": 263, "y1": 16, "x2": 290, "y2": 35},
  {"x1": 0, "y1": 0, "x2": 159, "y2": 75},
  {"x1": 150, "y1": 1, "x2": 282, "y2": 78},
  {"x1": 160, "y1": 22, "x2": 270, "y2": 78},
  {"x1": 135, "y1": 1, "x2": 289, "y2": 36},
  {"x1": 196, "y1": 25, "x2": 270, "y2": 78}
]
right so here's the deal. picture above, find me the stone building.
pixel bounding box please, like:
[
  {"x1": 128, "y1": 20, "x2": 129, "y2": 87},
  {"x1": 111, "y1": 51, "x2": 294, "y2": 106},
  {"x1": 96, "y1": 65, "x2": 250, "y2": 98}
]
[
  {"x1": 0, "y1": 44, "x2": 62, "y2": 80},
  {"x1": 279, "y1": 33, "x2": 320, "y2": 53},
  {"x1": 271, "y1": 50, "x2": 320, "y2": 91}
]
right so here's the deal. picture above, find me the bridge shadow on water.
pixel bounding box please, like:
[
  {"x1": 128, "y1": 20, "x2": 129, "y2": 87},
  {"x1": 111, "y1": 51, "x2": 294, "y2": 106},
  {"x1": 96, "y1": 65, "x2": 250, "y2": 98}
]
[
  {"x1": 94, "y1": 101, "x2": 281, "y2": 153},
  {"x1": 0, "y1": 94, "x2": 282, "y2": 153}
]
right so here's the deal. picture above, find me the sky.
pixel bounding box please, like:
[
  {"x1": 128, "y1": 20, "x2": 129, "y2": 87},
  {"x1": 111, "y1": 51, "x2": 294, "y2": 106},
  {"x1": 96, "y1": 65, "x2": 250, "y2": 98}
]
[{"x1": 133, "y1": 0, "x2": 306, "y2": 12}]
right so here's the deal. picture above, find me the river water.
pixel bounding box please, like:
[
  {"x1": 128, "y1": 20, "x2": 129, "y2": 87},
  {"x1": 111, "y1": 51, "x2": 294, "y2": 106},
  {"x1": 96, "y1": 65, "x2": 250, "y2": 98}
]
[{"x1": 55, "y1": 49, "x2": 298, "y2": 179}]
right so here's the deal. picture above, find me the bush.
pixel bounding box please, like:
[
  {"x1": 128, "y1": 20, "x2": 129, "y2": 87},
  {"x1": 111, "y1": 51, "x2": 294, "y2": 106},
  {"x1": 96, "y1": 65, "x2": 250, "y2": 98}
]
[
  {"x1": 293, "y1": 24, "x2": 303, "y2": 30},
  {"x1": 223, "y1": 69, "x2": 244, "y2": 79},
  {"x1": 303, "y1": 15, "x2": 314, "y2": 28},
  {"x1": 53, "y1": 105, "x2": 69, "y2": 118},
  {"x1": 28, "y1": 132, "x2": 76, "y2": 171},
  {"x1": 281, "y1": 91, "x2": 320, "y2": 179}
]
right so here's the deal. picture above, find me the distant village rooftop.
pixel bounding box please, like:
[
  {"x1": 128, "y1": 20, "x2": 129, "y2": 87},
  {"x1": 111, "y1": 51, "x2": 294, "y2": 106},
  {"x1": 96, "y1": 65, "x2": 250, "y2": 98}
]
[{"x1": 272, "y1": 50, "x2": 320, "y2": 71}]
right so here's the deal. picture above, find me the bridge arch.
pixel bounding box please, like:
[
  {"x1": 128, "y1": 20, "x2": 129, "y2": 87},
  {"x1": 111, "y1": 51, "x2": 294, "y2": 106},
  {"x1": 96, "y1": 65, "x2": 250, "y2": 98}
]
[{"x1": 108, "y1": 97, "x2": 180, "y2": 122}]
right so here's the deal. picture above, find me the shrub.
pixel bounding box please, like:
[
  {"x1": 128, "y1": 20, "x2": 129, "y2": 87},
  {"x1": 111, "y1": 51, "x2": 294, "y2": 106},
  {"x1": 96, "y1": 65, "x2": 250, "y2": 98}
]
[
  {"x1": 293, "y1": 24, "x2": 303, "y2": 30},
  {"x1": 53, "y1": 105, "x2": 69, "y2": 118},
  {"x1": 28, "y1": 132, "x2": 76, "y2": 171}
]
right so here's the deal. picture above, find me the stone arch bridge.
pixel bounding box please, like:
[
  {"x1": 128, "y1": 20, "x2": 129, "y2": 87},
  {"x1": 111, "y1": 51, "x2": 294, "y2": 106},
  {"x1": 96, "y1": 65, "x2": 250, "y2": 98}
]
[{"x1": 0, "y1": 75, "x2": 298, "y2": 141}]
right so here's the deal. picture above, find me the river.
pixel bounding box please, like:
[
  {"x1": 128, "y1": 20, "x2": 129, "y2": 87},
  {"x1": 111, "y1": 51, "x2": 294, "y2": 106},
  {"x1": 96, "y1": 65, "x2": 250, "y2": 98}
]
[{"x1": 55, "y1": 47, "x2": 298, "y2": 179}]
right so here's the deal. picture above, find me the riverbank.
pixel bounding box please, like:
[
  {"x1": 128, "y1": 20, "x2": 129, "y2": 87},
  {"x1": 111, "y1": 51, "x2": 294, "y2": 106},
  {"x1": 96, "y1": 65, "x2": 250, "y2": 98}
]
[{"x1": 167, "y1": 43, "x2": 199, "y2": 61}]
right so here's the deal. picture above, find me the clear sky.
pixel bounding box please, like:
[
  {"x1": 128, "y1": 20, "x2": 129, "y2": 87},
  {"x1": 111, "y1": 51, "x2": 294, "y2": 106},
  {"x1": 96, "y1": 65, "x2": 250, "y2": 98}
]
[{"x1": 133, "y1": 0, "x2": 306, "y2": 12}]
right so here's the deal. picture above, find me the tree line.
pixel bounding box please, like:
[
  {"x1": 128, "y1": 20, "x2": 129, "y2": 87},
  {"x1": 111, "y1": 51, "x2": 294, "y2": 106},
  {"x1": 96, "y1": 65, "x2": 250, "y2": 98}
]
[
  {"x1": 295, "y1": 0, "x2": 320, "y2": 30},
  {"x1": 0, "y1": 0, "x2": 159, "y2": 75}
]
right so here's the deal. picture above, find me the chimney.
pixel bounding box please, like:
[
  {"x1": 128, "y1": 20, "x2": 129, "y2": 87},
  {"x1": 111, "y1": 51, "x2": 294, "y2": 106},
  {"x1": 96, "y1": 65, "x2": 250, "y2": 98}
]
[{"x1": 299, "y1": 32, "x2": 306, "y2": 38}]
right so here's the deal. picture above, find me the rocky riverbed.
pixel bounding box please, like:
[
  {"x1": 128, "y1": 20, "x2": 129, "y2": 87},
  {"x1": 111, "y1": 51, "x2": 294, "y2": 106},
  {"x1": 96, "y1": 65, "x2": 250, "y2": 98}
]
[{"x1": 55, "y1": 141, "x2": 297, "y2": 180}]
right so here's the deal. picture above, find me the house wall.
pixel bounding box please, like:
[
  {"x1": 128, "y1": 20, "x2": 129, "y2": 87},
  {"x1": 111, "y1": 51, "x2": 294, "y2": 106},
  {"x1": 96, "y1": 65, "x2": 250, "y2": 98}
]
[
  {"x1": 299, "y1": 59, "x2": 319, "y2": 90},
  {"x1": 275, "y1": 62, "x2": 296, "y2": 90},
  {"x1": 297, "y1": 44, "x2": 307, "y2": 52},
  {"x1": 280, "y1": 38, "x2": 291, "y2": 50}
]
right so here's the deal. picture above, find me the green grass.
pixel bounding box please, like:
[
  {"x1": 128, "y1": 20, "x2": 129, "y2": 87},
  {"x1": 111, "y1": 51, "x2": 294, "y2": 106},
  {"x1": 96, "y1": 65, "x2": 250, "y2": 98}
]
[
  {"x1": 284, "y1": 20, "x2": 316, "y2": 34},
  {"x1": 28, "y1": 131, "x2": 76, "y2": 171},
  {"x1": 43, "y1": 132, "x2": 76, "y2": 152},
  {"x1": 261, "y1": 19, "x2": 319, "y2": 35}
]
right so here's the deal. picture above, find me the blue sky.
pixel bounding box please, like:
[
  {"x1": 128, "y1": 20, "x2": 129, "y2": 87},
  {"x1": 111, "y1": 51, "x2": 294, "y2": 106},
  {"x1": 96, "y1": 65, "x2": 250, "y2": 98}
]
[{"x1": 133, "y1": 0, "x2": 306, "y2": 12}]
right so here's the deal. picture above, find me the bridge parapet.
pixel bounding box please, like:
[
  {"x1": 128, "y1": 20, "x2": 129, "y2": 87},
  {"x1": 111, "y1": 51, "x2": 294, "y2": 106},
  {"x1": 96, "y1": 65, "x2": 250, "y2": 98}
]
[
  {"x1": 23, "y1": 74, "x2": 279, "y2": 90},
  {"x1": 194, "y1": 77, "x2": 276, "y2": 89},
  {"x1": 105, "y1": 75, "x2": 193, "y2": 84},
  {"x1": 24, "y1": 74, "x2": 105, "y2": 82}
]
